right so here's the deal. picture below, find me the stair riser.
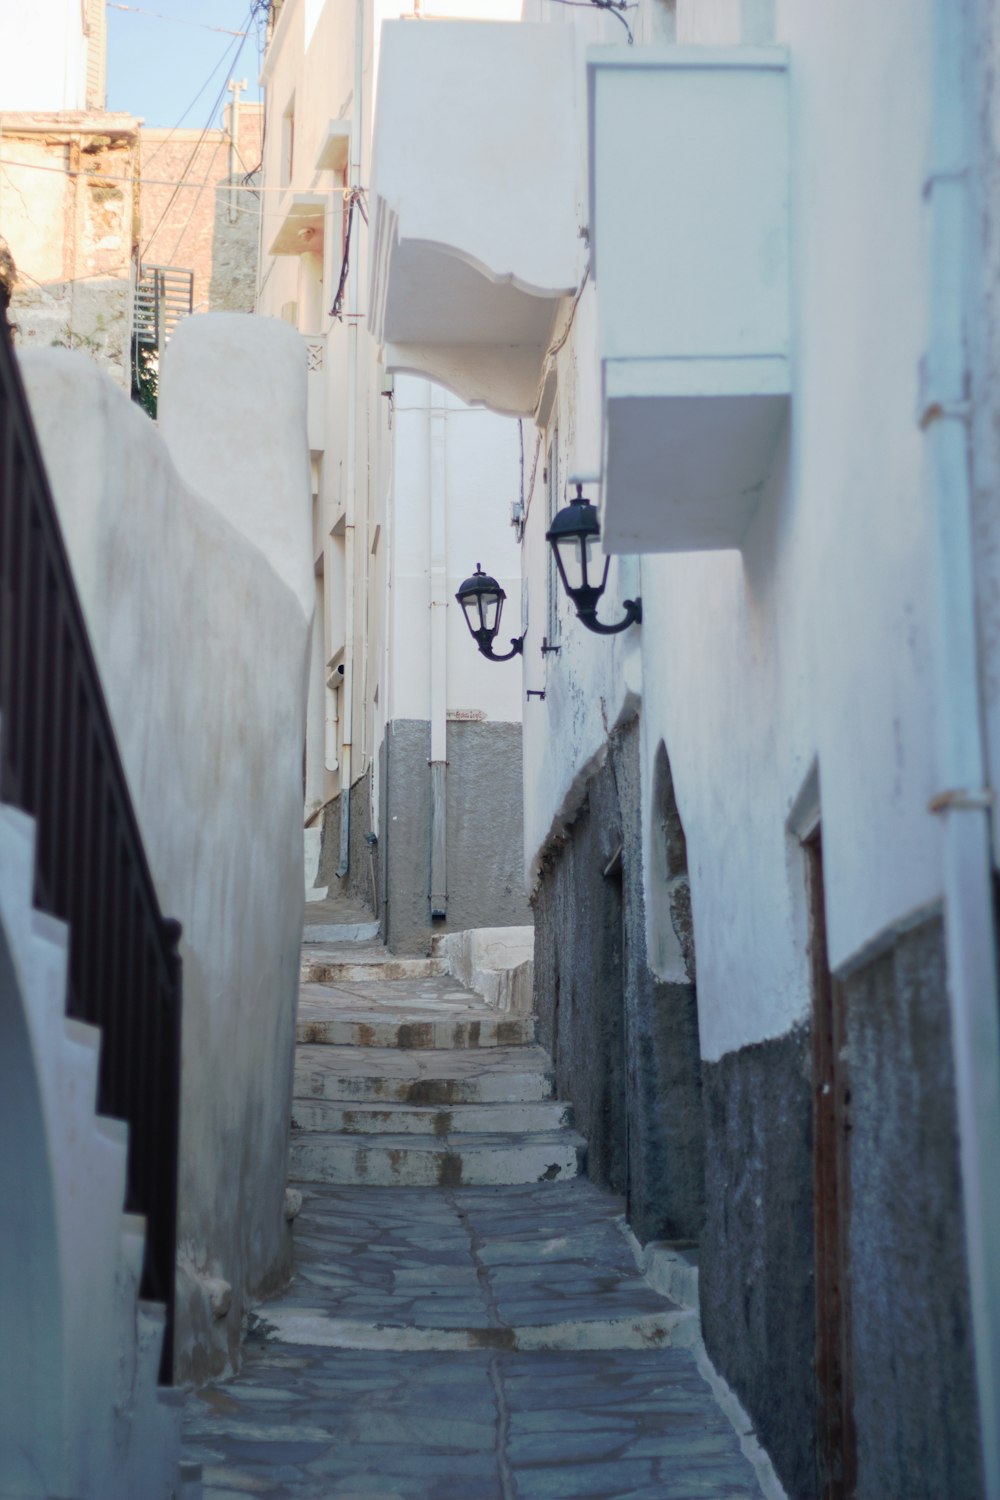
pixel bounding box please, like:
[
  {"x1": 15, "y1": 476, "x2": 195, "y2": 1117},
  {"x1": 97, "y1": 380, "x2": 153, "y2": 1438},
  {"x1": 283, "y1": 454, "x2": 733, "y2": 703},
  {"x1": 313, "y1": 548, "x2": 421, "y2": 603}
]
[
  {"x1": 293, "y1": 1071, "x2": 555, "y2": 1105},
  {"x1": 290, "y1": 1100, "x2": 574, "y2": 1135},
  {"x1": 301, "y1": 959, "x2": 446, "y2": 984},
  {"x1": 289, "y1": 1139, "x2": 585, "y2": 1188},
  {"x1": 295, "y1": 1017, "x2": 535, "y2": 1049}
]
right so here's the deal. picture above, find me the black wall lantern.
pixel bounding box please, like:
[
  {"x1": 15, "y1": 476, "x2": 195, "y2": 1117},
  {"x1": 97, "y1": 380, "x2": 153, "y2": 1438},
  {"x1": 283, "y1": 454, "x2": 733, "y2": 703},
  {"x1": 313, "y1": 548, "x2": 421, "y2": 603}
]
[
  {"x1": 546, "y1": 483, "x2": 641, "y2": 635},
  {"x1": 455, "y1": 565, "x2": 524, "y2": 662}
]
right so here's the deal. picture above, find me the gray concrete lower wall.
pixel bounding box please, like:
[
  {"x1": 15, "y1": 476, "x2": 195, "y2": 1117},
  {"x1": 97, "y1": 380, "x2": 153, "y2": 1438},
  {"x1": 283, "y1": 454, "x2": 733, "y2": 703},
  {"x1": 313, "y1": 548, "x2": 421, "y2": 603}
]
[
  {"x1": 842, "y1": 910, "x2": 981, "y2": 1500},
  {"x1": 532, "y1": 719, "x2": 705, "y2": 1240},
  {"x1": 378, "y1": 719, "x2": 531, "y2": 955},
  {"x1": 700, "y1": 1025, "x2": 817, "y2": 1499},
  {"x1": 700, "y1": 910, "x2": 982, "y2": 1500},
  {"x1": 319, "y1": 768, "x2": 378, "y2": 916}
]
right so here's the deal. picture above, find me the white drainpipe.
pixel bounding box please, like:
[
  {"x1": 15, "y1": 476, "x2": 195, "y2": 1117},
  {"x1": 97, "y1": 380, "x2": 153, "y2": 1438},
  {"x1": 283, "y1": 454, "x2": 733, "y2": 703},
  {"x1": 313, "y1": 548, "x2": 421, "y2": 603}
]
[
  {"x1": 428, "y1": 398, "x2": 448, "y2": 920},
  {"x1": 337, "y1": 0, "x2": 364, "y2": 879},
  {"x1": 924, "y1": 1, "x2": 1000, "y2": 1489}
]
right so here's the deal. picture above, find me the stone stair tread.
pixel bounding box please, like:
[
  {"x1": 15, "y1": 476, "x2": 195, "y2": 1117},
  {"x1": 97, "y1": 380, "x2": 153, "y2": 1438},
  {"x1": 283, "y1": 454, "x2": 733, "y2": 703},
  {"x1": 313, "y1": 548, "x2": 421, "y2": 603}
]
[
  {"x1": 291, "y1": 1098, "x2": 573, "y2": 1135},
  {"x1": 290, "y1": 1128, "x2": 586, "y2": 1186},
  {"x1": 295, "y1": 1041, "x2": 553, "y2": 1078},
  {"x1": 295, "y1": 1010, "x2": 534, "y2": 1049},
  {"x1": 300, "y1": 980, "x2": 489, "y2": 1012},
  {"x1": 292, "y1": 1127, "x2": 584, "y2": 1149}
]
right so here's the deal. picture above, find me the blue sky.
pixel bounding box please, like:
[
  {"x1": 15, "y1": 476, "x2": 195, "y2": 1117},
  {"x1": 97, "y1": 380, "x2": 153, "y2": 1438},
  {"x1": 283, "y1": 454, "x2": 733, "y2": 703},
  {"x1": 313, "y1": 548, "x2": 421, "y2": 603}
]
[{"x1": 106, "y1": 1, "x2": 266, "y2": 128}]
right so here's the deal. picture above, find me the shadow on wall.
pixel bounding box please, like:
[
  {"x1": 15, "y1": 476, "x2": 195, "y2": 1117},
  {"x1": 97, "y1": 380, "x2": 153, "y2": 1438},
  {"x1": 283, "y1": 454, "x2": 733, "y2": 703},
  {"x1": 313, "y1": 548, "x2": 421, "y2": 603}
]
[
  {"x1": 532, "y1": 720, "x2": 705, "y2": 1245},
  {"x1": 648, "y1": 740, "x2": 696, "y2": 988}
]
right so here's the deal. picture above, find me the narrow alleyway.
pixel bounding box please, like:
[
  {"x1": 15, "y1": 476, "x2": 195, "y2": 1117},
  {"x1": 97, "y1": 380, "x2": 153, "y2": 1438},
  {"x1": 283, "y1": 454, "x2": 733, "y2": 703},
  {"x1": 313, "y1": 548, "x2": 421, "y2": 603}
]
[{"x1": 182, "y1": 921, "x2": 773, "y2": 1500}]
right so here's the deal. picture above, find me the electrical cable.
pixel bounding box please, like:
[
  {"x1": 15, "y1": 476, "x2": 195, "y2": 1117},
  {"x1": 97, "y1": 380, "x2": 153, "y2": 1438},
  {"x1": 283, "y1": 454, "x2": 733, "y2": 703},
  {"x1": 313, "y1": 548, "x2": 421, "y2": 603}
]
[
  {"x1": 107, "y1": 5, "x2": 248, "y2": 35},
  {"x1": 139, "y1": 1, "x2": 262, "y2": 261},
  {"x1": 330, "y1": 188, "x2": 367, "y2": 319},
  {"x1": 136, "y1": 0, "x2": 260, "y2": 182},
  {"x1": 541, "y1": 0, "x2": 634, "y2": 42}
]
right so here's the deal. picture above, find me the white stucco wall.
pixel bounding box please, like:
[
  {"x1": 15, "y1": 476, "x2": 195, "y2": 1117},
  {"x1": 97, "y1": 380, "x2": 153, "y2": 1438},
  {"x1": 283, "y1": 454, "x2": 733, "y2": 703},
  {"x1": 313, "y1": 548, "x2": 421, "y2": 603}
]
[
  {"x1": 389, "y1": 375, "x2": 524, "y2": 728},
  {"x1": 259, "y1": 0, "x2": 527, "y2": 858},
  {"x1": 20, "y1": 318, "x2": 312, "y2": 1380},
  {"x1": 518, "y1": 0, "x2": 947, "y2": 1062},
  {"x1": 0, "y1": 0, "x2": 89, "y2": 110}
]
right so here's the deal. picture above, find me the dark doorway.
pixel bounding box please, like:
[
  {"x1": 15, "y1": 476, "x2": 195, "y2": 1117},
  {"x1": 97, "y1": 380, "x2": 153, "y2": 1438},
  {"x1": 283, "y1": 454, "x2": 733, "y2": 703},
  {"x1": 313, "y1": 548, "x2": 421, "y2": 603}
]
[{"x1": 805, "y1": 828, "x2": 856, "y2": 1499}]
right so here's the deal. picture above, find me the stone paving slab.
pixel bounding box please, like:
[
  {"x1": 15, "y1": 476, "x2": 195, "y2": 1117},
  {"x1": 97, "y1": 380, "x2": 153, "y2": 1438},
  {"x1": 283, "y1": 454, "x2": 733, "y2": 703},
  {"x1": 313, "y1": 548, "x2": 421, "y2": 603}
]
[
  {"x1": 256, "y1": 1182, "x2": 682, "y2": 1333},
  {"x1": 184, "y1": 1344, "x2": 764, "y2": 1499}
]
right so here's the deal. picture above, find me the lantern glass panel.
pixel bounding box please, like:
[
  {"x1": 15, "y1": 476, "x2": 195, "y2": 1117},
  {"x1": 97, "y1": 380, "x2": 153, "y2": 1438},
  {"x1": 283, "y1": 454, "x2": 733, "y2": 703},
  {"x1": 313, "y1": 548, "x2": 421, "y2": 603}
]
[
  {"x1": 553, "y1": 532, "x2": 585, "y2": 595},
  {"x1": 480, "y1": 586, "x2": 503, "y2": 635},
  {"x1": 581, "y1": 533, "x2": 608, "y2": 594},
  {"x1": 460, "y1": 595, "x2": 480, "y2": 635}
]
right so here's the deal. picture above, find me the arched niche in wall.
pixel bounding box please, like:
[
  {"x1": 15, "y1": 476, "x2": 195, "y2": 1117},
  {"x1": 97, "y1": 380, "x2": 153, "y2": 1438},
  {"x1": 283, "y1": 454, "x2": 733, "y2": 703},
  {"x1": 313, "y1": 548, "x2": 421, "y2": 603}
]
[
  {"x1": 0, "y1": 913, "x2": 64, "y2": 1494},
  {"x1": 648, "y1": 739, "x2": 696, "y2": 987}
]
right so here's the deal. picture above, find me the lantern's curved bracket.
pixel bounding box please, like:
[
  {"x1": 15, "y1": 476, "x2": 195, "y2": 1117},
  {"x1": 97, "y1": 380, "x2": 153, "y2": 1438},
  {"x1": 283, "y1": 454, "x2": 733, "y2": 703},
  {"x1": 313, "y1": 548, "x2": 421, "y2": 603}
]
[
  {"x1": 574, "y1": 597, "x2": 642, "y2": 636},
  {"x1": 474, "y1": 634, "x2": 525, "y2": 663}
]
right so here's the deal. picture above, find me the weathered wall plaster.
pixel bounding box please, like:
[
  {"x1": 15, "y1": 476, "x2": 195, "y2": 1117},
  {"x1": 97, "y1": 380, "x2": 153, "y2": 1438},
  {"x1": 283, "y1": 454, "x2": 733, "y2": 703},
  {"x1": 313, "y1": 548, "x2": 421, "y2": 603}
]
[
  {"x1": 2, "y1": 118, "x2": 139, "y2": 389},
  {"x1": 20, "y1": 314, "x2": 312, "y2": 1383}
]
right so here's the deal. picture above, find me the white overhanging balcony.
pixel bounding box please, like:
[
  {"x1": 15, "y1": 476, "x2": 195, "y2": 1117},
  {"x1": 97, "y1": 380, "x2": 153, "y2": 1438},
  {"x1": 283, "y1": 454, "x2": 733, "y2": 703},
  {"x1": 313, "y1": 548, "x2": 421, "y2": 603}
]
[
  {"x1": 588, "y1": 47, "x2": 791, "y2": 553},
  {"x1": 268, "y1": 192, "x2": 327, "y2": 257},
  {"x1": 369, "y1": 21, "x2": 584, "y2": 418}
]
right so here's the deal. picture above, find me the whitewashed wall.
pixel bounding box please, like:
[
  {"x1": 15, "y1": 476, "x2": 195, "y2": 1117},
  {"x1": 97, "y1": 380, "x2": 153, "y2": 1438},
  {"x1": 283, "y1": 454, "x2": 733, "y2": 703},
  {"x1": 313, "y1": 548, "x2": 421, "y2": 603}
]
[
  {"x1": 389, "y1": 375, "x2": 523, "y2": 728},
  {"x1": 20, "y1": 315, "x2": 312, "y2": 1381},
  {"x1": 259, "y1": 0, "x2": 526, "y2": 856},
  {"x1": 519, "y1": 0, "x2": 946, "y2": 1061},
  {"x1": 0, "y1": 0, "x2": 89, "y2": 110}
]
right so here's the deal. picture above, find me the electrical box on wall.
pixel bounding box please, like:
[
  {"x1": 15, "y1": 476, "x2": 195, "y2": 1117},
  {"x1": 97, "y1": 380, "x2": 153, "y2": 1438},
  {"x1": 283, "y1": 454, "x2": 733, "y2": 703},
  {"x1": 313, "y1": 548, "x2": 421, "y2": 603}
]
[{"x1": 587, "y1": 47, "x2": 790, "y2": 552}]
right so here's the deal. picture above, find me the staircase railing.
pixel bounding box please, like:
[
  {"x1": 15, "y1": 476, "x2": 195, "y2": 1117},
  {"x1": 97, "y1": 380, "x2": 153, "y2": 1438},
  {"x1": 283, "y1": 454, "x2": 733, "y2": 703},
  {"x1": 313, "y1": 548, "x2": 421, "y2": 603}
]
[{"x1": 0, "y1": 311, "x2": 182, "y2": 1383}]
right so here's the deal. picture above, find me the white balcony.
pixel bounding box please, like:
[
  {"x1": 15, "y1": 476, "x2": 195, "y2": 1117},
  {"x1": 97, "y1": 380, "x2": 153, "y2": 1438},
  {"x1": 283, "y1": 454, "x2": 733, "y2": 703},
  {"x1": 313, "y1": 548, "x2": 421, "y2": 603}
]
[
  {"x1": 588, "y1": 47, "x2": 791, "y2": 552},
  {"x1": 369, "y1": 21, "x2": 584, "y2": 418},
  {"x1": 268, "y1": 192, "x2": 326, "y2": 257}
]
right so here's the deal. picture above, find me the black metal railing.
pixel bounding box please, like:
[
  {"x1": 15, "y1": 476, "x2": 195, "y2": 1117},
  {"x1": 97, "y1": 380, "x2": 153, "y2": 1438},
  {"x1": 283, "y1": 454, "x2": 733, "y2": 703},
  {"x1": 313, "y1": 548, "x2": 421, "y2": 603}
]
[{"x1": 0, "y1": 311, "x2": 182, "y2": 1383}]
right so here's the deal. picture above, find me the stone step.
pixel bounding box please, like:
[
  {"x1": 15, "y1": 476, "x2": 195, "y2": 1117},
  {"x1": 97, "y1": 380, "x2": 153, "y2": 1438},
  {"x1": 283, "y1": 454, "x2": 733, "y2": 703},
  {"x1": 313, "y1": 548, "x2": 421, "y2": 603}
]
[
  {"x1": 295, "y1": 1008, "x2": 535, "y2": 1050},
  {"x1": 289, "y1": 1129, "x2": 587, "y2": 1188},
  {"x1": 290, "y1": 1097, "x2": 574, "y2": 1136},
  {"x1": 301, "y1": 946, "x2": 446, "y2": 985},
  {"x1": 294, "y1": 1043, "x2": 556, "y2": 1105}
]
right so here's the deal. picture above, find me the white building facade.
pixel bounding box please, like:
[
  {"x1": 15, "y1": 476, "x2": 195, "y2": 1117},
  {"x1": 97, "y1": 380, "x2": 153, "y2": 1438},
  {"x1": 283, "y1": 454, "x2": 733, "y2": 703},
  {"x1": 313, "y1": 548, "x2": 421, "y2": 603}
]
[
  {"x1": 258, "y1": 0, "x2": 530, "y2": 952},
  {"x1": 367, "y1": 1, "x2": 1000, "y2": 1496}
]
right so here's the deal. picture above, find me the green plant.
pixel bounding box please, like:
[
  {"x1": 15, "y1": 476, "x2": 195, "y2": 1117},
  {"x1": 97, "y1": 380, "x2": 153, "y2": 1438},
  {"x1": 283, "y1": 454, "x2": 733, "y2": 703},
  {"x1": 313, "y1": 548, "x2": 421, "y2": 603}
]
[{"x1": 131, "y1": 342, "x2": 158, "y2": 419}]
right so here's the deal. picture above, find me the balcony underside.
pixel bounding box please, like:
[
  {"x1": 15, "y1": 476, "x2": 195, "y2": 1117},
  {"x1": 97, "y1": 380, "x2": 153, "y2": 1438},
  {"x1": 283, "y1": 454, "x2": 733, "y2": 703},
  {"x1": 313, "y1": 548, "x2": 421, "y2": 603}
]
[
  {"x1": 602, "y1": 359, "x2": 789, "y2": 554},
  {"x1": 379, "y1": 239, "x2": 562, "y2": 416}
]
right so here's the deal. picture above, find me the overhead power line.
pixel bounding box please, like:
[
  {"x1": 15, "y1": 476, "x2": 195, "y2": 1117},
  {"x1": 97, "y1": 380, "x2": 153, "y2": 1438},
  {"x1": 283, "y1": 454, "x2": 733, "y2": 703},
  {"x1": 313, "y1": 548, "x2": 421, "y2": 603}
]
[{"x1": 107, "y1": 4, "x2": 248, "y2": 35}]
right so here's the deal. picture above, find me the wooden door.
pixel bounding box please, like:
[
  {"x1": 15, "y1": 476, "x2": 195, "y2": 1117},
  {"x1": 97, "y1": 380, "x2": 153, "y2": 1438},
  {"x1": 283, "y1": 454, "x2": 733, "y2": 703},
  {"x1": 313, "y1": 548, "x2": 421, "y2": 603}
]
[{"x1": 806, "y1": 828, "x2": 856, "y2": 1499}]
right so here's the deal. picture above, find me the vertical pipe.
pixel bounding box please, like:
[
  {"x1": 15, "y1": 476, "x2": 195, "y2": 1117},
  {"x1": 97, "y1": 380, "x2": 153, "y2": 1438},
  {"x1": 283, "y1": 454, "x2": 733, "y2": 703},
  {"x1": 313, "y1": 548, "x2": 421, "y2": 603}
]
[
  {"x1": 924, "y1": 1, "x2": 1000, "y2": 1490},
  {"x1": 337, "y1": 0, "x2": 364, "y2": 879},
  {"x1": 428, "y1": 401, "x2": 447, "y2": 920}
]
